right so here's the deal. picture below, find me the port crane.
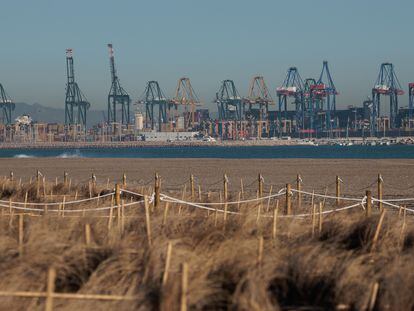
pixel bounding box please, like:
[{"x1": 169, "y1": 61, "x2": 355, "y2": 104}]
[
  {"x1": 0, "y1": 83, "x2": 15, "y2": 125},
  {"x1": 172, "y1": 77, "x2": 201, "y2": 129},
  {"x1": 64, "y1": 49, "x2": 90, "y2": 131},
  {"x1": 372, "y1": 63, "x2": 404, "y2": 130},
  {"x1": 277, "y1": 67, "x2": 304, "y2": 132},
  {"x1": 107, "y1": 44, "x2": 130, "y2": 127}
]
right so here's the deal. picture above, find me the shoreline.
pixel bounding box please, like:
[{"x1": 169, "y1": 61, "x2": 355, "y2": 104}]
[{"x1": 0, "y1": 136, "x2": 414, "y2": 150}]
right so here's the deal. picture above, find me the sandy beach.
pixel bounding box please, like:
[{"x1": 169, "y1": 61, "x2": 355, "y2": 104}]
[{"x1": 0, "y1": 158, "x2": 413, "y2": 197}]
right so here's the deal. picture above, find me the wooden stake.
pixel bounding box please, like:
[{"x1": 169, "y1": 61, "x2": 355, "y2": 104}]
[
  {"x1": 24, "y1": 191, "x2": 28, "y2": 209},
  {"x1": 63, "y1": 171, "x2": 68, "y2": 186},
  {"x1": 162, "y1": 202, "x2": 170, "y2": 227},
  {"x1": 240, "y1": 178, "x2": 244, "y2": 199},
  {"x1": 62, "y1": 196, "x2": 66, "y2": 217},
  {"x1": 180, "y1": 263, "x2": 188, "y2": 311},
  {"x1": 18, "y1": 214, "x2": 24, "y2": 255},
  {"x1": 257, "y1": 236, "x2": 264, "y2": 266},
  {"x1": 367, "y1": 282, "x2": 379, "y2": 311},
  {"x1": 296, "y1": 174, "x2": 302, "y2": 210},
  {"x1": 108, "y1": 196, "x2": 114, "y2": 230},
  {"x1": 223, "y1": 202, "x2": 228, "y2": 229},
  {"x1": 366, "y1": 190, "x2": 372, "y2": 217},
  {"x1": 272, "y1": 201, "x2": 279, "y2": 240},
  {"x1": 370, "y1": 210, "x2": 386, "y2": 253},
  {"x1": 144, "y1": 196, "x2": 152, "y2": 247},
  {"x1": 190, "y1": 174, "x2": 195, "y2": 200},
  {"x1": 312, "y1": 204, "x2": 316, "y2": 237},
  {"x1": 198, "y1": 185, "x2": 202, "y2": 201},
  {"x1": 318, "y1": 202, "x2": 323, "y2": 235},
  {"x1": 154, "y1": 173, "x2": 160, "y2": 209},
  {"x1": 45, "y1": 267, "x2": 56, "y2": 311},
  {"x1": 162, "y1": 242, "x2": 173, "y2": 286},
  {"x1": 258, "y1": 173, "x2": 263, "y2": 197},
  {"x1": 214, "y1": 207, "x2": 218, "y2": 227},
  {"x1": 223, "y1": 174, "x2": 229, "y2": 202},
  {"x1": 336, "y1": 175, "x2": 341, "y2": 206},
  {"x1": 377, "y1": 174, "x2": 383, "y2": 211},
  {"x1": 122, "y1": 173, "x2": 126, "y2": 187},
  {"x1": 84, "y1": 223, "x2": 91, "y2": 245},
  {"x1": 285, "y1": 183, "x2": 292, "y2": 215},
  {"x1": 121, "y1": 200, "x2": 125, "y2": 235}
]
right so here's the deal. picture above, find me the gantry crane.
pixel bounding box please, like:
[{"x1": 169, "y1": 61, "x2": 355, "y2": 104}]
[
  {"x1": 216, "y1": 80, "x2": 243, "y2": 121},
  {"x1": 314, "y1": 61, "x2": 338, "y2": 132},
  {"x1": 107, "y1": 44, "x2": 130, "y2": 126},
  {"x1": 172, "y1": 77, "x2": 201, "y2": 129},
  {"x1": 0, "y1": 83, "x2": 15, "y2": 125},
  {"x1": 245, "y1": 76, "x2": 274, "y2": 137},
  {"x1": 139, "y1": 81, "x2": 176, "y2": 131},
  {"x1": 64, "y1": 49, "x2": 90, "y2": 131},
  {"x1": 277, "y1": 67, "x2": 304, "y2": 132}
]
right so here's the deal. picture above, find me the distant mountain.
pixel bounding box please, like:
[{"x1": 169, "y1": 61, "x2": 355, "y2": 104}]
[{"x1": 13, "y1": 103, "x2": 106, "y2": 127}]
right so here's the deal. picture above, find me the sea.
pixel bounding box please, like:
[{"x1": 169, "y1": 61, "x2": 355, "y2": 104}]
[{"x1": 4, "y1": 145, "x2": 414, "y2": 159}]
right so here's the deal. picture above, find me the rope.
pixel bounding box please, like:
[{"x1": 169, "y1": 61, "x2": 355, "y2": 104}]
[
  {"x1": 290, "y1": 189, "x2": 362, "y2": 202},
  {"x1": 160, "y1": 193, "x2": 363, "y2": 218},
  {"x1": 0, "y1": 192, "x2": 115, "y2": 206},
  {"x1": 161, "y1": 188, "x2": 286, "y2": 206}
]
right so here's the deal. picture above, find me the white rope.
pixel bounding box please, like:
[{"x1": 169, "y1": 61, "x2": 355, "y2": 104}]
[
  {"x1": 161, "y1": 188, "x2": 286, "y2": 206},
  {"x1": 379, "y1": 198, "x2": 414, "y2": 203},
  {"x1": 291, "y1": 189, "x2": 363, "y2": 202},
  {"x1": 0, "y1": 198, "x2": 145, "y2": 213},
  {"x1": 160, "y1": 193, "x2": 363, "y2": 218},
  {"x1": 0, "y1": 192, "x2": 115, "y2": 206}
]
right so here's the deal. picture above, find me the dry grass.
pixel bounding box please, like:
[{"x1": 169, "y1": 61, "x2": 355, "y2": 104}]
[{"x1": 0, "y1": 178, "x2": 413, "y2": 311}]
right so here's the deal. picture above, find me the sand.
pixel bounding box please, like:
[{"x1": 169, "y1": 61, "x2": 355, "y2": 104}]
[{"x1": 0, "y1": 158, "x2": 413, "y2": 197}]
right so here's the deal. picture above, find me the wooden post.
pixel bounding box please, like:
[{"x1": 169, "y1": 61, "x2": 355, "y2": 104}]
[
  {"x1": 198, "y1": 185, "x2": 202, "y2": 201},
  {"x1": 162, "y1": 242, "x2": 173, "y2": 286},
  {"x1": 154, "y1": 173, "x2": 160, "y2": 209},
  {"x1": 318, "y1": 202, "x2": 323, "y2": 235},
  {"x1": 24, "y1": 191, "x2": 28, "y2": 209},
  {"x1": 370, "y1": 210, "x2": 386, "y2": 253},
  {"x1": 45, "y1": 267, "x2": 56, "y2": 311},
  {"x1": 296, "y1": 174, "x2": 301, "y2": 210},
  {"x1": 36, "y1": 170, "x2": 40, "y2": 197},
  {"x1": 115, "y1": 184, "x2": 121, "y2": 208},
  {"x1": 336, "y1": 175, "x2": 341, "y2": 206},
  {"x1": 257, "y1": 236, "x2": 264, "y2": 266},
  {"x1": 162, "y1": 202, "x2": 170, "y2": 227},
  {"x1": 63, "y1": 171, "x2": 68, "y2": 186},
  {"x1": 180, "y1": 263, "x2": 188, "y2": 311},
  {"x1": 258, "y1": 173, "x2": 263, "y2": 197},
  {"x1": 377, "y1": 174, "x2": 383, "y2": 211},
  {"x1": 108, "y1": 195, "x2": 114, "y2": 230},
  {"x1": 272, "y1": 200, "x2": 279, "y2": 240},
  {"x1": 121, "y1": 200, "x2": 125, "y2": 235},
  {"x1": 285, "y1": 184, "x2": 292, "y2": 215},
  {"x1": 223, "y1": 202, "x2": 228, "y2": 229},
  {"x1": 144, "y1": 196, "x2": 152, "y2": 247},
  {"x1": 366, "y1": 190, "x2": 372, "y2": 217},
  {"x1": 312, "y1": 204, "x2": 316, "y2": 237},
  {"x1": 122, "y1": 173, "x2": 126, "y2": 187},
  {"x1": 223, "y1": 174, "x2": 228, "y2": 202},
  {"x1": 9, "y1": 171, "x2": 13, "y2": 181},
  {"x1": 84, "y1": 223, "x2": 91, "y2": 245},
  {"x1": 190, "y1": 174, "x2": 195, "y2": 200},
  {"x1": 18, "y1": 214, "x2": 24, "y2": 255},
  {"x1": 367, "y1": 282, "x2": 379, "y2": 311},
  {"x1": 240, "y1": 178, "x2": 244, "y2": 199}
]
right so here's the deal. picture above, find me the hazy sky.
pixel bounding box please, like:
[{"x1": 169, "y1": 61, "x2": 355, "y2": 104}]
[{"x1": 1, "y1": 0, "x2": 413, "y2": 113}]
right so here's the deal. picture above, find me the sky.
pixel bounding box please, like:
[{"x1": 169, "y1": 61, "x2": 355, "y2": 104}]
[{"x1": 0, "y1": 0, "x2": 413, "y2": 114}]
